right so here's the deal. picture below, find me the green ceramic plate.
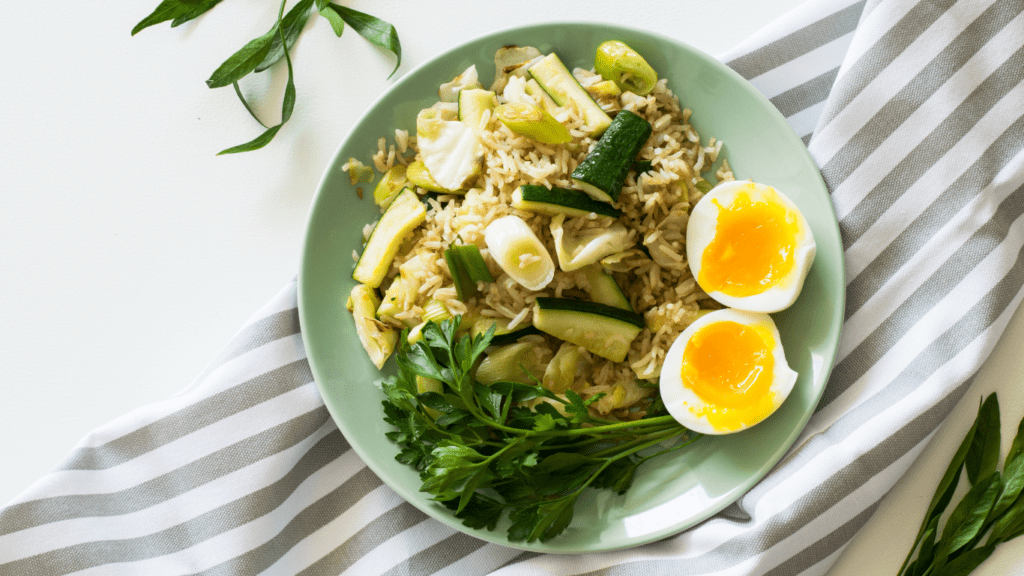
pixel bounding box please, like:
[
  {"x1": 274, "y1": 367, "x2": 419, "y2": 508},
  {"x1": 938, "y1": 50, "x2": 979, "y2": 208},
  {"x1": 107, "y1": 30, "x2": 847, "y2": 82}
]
[{"x1": 299, "y1": 22, "x2": 844, "y2": 553}]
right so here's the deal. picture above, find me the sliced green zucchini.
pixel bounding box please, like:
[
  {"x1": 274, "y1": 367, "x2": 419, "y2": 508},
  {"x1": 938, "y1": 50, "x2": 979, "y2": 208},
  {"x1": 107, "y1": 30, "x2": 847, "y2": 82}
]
[
  {"x1": 347, "y1": 284, "x2": 398, "y2": 369},
  {"x1": 582, "y1": 265, "x2": 631, "y2": 311},
  {"x1": 353, "y1": 188, "x2": 427, "y2": 288},
  {"x1": 512, "y1": 185, "x2": 621, "y2": 218},
  {"x1": 570, "y1": 110, "x2": 652, "y2": 203},
  {"x1": 532, "y1": 297, "x2": 643, "y2": 362},
  {"x1": 528, "y1": 53, "x2": 612, "y2": 136},
  {"x1": 458, "y1": 88, "x2": 497, "y2": 130},
  {"x1": 523, "y1": 78, "x2": 559, "y2": 114}
]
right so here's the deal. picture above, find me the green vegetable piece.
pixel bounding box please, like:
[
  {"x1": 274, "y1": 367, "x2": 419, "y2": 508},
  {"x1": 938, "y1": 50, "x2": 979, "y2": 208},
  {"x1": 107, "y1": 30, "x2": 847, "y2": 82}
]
[
  {"x1": 695, "y1": 179, "x2": 714, "y2": 193},
  {"x1": 373, "y1": 164, "x2": 408, "y2": 207},
  {"x1": 570, "y1": 109, "x2": 653, "y2": 203},
  {"x1": 407, "y1": 160, "x2": 457, "y2": 193},
  {"x1": 594, "y1": 40, "x2": 658, "y2": 95},
  {"x1": 444, "y1": 244, "x2": 491, "y2": 301},
  {"x1": 495, "y1": 103, "x2": 572, "y2": 144}
]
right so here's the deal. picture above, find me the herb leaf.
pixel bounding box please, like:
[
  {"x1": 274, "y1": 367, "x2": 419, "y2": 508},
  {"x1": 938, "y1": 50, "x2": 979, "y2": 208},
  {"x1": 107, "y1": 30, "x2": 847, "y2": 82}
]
[
  {"x1": 966, "y1": 394, "x2": 1000, "y2": 485},
  {"x1": 206, "y1": 27, "x2": 278, "y2": 89},
  {"x1": 325, "y1": 4, "x2": 402, "y2": 77},
  {"x1": 317, "y1": 0, "x2": 346, "y2": 37},
  {"x1": 170, "y1": 0, "x2": 222, "y2": 28},
  {"x1": 132, "y1": 0, "x2": 202, "y2": 36},
  {"x1": 255, "y1": 0, "x2": 315, "y2": 73}
]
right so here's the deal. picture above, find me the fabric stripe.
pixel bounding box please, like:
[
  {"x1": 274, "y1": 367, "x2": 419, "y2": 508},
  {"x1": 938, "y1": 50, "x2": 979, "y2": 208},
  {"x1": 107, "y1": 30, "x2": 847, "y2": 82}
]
[
  {"x1": 727, "y1": 0, "x2": 865, "y2": 80},
  {"x1": 769, "y1": 67, "x2": 840, "y2": 119},
  {"x1": 843, "y1": 122, "x2": 1024, "y2": 315},
  {"x1": 828, "y1": 8, "x2": 1024, "y2": 224},
  {"x1": 0, "y1": 403, "x2": 327, "y2": 537},
  {"x1": 810, "y1": 0, "x2": 993, "y2": 165},
  {"x1": 58, "y1": 356, "x2": 312, "y2": 473}
]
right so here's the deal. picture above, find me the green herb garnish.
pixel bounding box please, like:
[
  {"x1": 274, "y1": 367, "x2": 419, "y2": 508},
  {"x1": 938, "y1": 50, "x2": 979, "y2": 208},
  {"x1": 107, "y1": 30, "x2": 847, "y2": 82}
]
[
  {"x1": 381, "y1": 317, "x2": 700, "y2": 542},
  {"x1": 898, "y1": 393, "x2": 1024, "y2": 575},
  {"x1": 132, "y1": 0, "x2": 401, "y2": 154}
]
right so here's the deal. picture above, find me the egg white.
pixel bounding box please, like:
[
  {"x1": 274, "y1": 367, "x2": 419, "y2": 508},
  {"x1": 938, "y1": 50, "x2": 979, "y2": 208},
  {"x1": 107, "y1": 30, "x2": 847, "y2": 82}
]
[
  {"x1": 686, "y1": 181, "x2": 816, "y2": 313},
  {"x1": 659, "y1": 309, "x2": 797, "y2": 435}
]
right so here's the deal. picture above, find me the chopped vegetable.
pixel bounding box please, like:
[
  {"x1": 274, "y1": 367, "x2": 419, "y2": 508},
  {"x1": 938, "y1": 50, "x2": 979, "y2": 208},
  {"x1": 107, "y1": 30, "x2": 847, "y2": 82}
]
[
  {"x1": 594, "y1": 40, "x2": 658, "y2": 95},
  {"x1": 512, "y1": 185, "x2": 621, "y2": 218},
  {"x1": 444, "y1": 243, "x2": 494, "y2": 301},
  {"x1": 484, "y1": 215, "x2": 556, "y2": 291},
  {"x1": 475, "y1": 341, "x2": 551, "y2": 385},
  {"x1": 439, "y1": 65, "x2": 483, "y2": 102},
  {"x1": 490, "y1": 45, "x2": 543, "y2": 93},
  {"x1": 373, "y1": 164, "x2": 408, "y2": 208},
  {"x1": 495, "y1": 102, "x2": 572, "y2": 144},
  {"x1": 422, "y1": 299, "x2": 453, "y2": 323},
  {"x1": 347, "y1": 284, "x2": 397, "y2": 369},
  {"x1": 542, "y1": 342, "x2": 585, "y2": 393},
  {"x1": 342, "y1": 158, "x2": 375, "y2": 185},
  {"x1": 549, "y1": 214, "x2": 634, "y2": 272},
  {"x1": 528, "y1": 53, "x2": 612, "y2": 136},
  {"x1": 571, "y1": 110, "x2": 653, "y2": 203},
  {"x1": 353, "y1": 188, "x2": 427, "y2": 288},
  {"x1": 406, "y1": 160, "x2": 455, "y2": 193},
  {"x1": 417, "y1": 106, "x2": 485, "y2": 190},
  {"x1": 532, "y1": 298, "x2": 643, "y2": 362}
]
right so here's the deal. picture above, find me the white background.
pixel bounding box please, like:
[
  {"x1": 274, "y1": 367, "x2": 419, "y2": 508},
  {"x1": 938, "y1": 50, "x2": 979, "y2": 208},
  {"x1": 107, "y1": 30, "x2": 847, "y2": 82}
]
[{"x1": 1, "y1": 0, "x2": 1022, "y2": 574}]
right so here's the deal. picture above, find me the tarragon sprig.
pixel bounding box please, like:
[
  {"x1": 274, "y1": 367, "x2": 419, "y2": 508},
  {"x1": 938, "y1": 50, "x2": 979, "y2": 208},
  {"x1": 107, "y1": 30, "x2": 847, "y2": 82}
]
[
  {"x1": 380, "y1": 316, "x2": 701, "y2": 542},
  {"x1": 132, "y1": 0, "x2": 401, "y2": 154},
  {"x1": 898, "y1": 393, "x2": 1024, "y2": 576}
]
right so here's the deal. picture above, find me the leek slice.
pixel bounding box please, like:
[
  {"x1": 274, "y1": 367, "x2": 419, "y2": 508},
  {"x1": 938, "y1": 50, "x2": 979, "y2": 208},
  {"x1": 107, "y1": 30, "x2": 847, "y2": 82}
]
[
  {"x1": 484, "y1": 215, "x2": 555, "y2": 291},
  {"x1": 438, "y1": 65, "x2": 482, "y2": 102},
  {"x1": 495, "y1": 102, "x2": 572, "y2": 144},
  {"x1": 373, "y1": 164, "x2": 408, "y2": 208},
  {"x1": 549, "y1": 214, "x2": 634, "y2": 272},
  {"x1": 475, "y1": 342, "x2": 551, "y2": 385}
]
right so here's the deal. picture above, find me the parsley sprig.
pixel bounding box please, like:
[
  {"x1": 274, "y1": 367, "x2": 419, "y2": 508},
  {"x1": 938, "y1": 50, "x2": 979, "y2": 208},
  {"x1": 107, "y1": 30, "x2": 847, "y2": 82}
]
[
  {"x1": 132, "y1": 0, "x2": 401, "y2": 154},
  {"x1": 898, "y1": 393, "x2": 1024, "y2": 576},
  {"x1": 381, "y1": 316, "x2": 701, "y2": 542}
]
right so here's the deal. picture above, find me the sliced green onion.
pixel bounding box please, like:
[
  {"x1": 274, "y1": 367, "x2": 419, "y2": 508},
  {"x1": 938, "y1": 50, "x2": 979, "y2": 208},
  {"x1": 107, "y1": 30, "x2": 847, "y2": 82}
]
[
  {"x1": 594, "y1": 40, "x2": 658, "y2": 96},
  {"x1": 373, "y1": 164, "x2": 408, "y2": 208},
  {"x1": 422, "y1": 299, "x2": 453, "y2": 322},
  {"x1": 695, "y1": 179, "x2": 713, "y2": 193},
  {"x1": 452, "y1": 244, "x2": 494, "y2": 283},
  {"x1": 484, "y1": 215, "x2": 555, "y2": 290},
  {"x1": 495, "y1": 102, "x2": 572, "y2": 144}
]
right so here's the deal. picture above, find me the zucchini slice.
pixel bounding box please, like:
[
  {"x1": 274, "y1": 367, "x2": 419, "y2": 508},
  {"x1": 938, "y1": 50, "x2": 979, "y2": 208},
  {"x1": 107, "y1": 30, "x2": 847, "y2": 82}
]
[
  {"x1": 571, "y1": 110, "x2": 652, "y2": 203},
  {"x1": 528, "y1": 53, "x2": 612, "y2": 136},
  {"x1": 532, "y1": 297, "x2": 644, "y2": 362},
  {"x1": 512, "y1": 185, "x2": 621, "y2": 218},
  {"x1": 582, "y1": 265, "x2": 632, "y2": 311},
  {"x1": 353, "y1": 188, "x2": 427, "y2": 288}
]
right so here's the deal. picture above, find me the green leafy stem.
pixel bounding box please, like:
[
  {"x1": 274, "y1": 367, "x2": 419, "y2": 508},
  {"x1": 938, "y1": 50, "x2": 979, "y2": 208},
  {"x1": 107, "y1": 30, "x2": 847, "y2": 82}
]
[
  {"x1": 898, "y1": 393, "x2": 1024, "y2": 576},
  {"x1": 132, "y1": 0, "x2": 401, "y2": 154}
]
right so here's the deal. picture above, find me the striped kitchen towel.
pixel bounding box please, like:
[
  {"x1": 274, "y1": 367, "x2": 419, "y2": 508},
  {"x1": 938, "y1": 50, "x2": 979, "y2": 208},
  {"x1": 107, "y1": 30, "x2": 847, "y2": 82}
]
[{"x1": 2, "y1": 0, "x2": 1023, "y2": 574}]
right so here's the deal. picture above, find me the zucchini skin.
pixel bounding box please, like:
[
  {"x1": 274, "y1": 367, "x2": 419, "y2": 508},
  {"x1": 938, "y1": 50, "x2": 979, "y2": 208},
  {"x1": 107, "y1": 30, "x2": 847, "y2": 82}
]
[
  {"x1": 514, "y1": 185, "x2": 621, "y2": 218},
  {"x1": 534, "y1": 297, "x2": 644, "y2": 327},
  {"x1": 571, "y1": 110, "x2": 653, "y2": 202}
]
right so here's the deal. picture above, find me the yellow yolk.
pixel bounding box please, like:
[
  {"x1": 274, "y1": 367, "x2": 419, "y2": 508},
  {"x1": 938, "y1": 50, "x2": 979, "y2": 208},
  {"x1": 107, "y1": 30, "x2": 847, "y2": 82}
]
[
  {"x1": 699, "y1": 188, "x2": 800, "y2": 297},
  {"x1": 680, "y1": 320, "x2": 777, "y2": 432}
]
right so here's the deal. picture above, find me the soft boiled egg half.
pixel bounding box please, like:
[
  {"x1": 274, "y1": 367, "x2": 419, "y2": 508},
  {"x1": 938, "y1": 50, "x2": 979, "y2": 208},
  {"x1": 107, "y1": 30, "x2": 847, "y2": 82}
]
[
  {"x1": 660, "y1": 309, "x2": 797, "y2": 435},
  {"x1": 686, "y1": 181, "x2": 816, "y2": 313}
]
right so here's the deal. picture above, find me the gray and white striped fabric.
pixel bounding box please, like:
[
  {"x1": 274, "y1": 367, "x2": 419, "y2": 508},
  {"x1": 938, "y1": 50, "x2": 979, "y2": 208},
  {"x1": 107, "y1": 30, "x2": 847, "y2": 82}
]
[{"x1": 3, "y1": 0, "x2": 1023, "y2": 573}]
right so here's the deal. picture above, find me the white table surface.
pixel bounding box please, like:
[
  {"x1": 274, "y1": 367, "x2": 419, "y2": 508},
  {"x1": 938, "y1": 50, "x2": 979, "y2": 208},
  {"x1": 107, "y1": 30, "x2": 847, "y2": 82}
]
[{"x1": 2, "y1": 1, "x2": 1023, "y2": 574}]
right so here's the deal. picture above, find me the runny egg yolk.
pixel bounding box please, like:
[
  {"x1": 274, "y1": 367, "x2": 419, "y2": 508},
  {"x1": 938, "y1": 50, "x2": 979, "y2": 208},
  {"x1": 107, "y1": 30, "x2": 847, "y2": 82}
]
[
  {"x1": 680, "y1": 320, "x2": 777, "y2": 432},
  {"x1": 699, "y1": 188, "x2": 799, "y2": 297}
]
